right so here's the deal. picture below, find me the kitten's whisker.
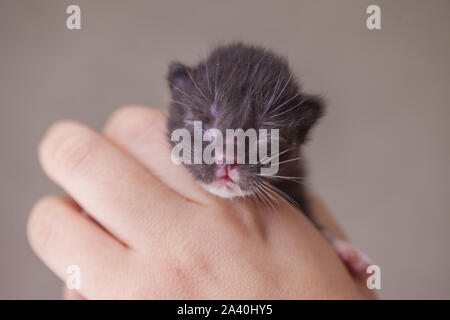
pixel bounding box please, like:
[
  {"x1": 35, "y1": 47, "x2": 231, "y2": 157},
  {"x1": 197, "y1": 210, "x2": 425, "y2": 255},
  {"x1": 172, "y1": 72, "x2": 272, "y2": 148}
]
[
  {"x1": 253, "y1": 183, "x2": 275, "y2": 211},
  {"x1": 256, "y1": 181, "x2": 278, "y2": 205},
  {"x1": 256, "y1": 174, "x2": 305, "y2": 181},
  {"x1": 204, "y1": 51, "x2": 213, "y2": 96},
  {"x1": 261, "y1": 181, "x2": 301, "y2": 211},
  {"x1": 257, "y1": 174, "x2": 305, "y2": 186},
  {"x1": 258, "y1": 147, "x2": 294, "y2": 164},
  {"x1": 261, "y1": 120, "x2": 288, "y2": 126},
  {"x1": 186, "y1": 68, "x2": 209, "y2": 102},
  {"x1": 262, "y1": 71, "x2": 283, "y2": 116},
  {"x1": 270, "y1": 91, "x2": 302, "y2": 115},
  {"x1": 171, "y1": 99, "x2": 192, "y2": 108},
  {"x1": 268, "y1": 156, "x2": 303, "y2": 166},
  {"x1": 270, "y1": 96, "x2": 311, "y2": 119},
  {"x1": 251, "y1": 185, "x2": 267, "y2": 209},
  {"x1": 170, "y1": 83, "x2": 200, "y2": 106},
  {"x1": 251, "y1": 52, "x2": 267, "y2": 78},
  {"x1": 213, "y1": 54, "x2": 220, "y2": 104},
  {"x1": 269, "y1": 73, "x2": 292, "y2": 113}
]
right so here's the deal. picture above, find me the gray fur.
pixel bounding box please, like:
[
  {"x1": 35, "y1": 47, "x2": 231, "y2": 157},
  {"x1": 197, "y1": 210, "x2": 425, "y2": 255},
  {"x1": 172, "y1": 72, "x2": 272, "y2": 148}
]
[{"x1": 167, "y1": 42, "x2": 324, "y2": 218}]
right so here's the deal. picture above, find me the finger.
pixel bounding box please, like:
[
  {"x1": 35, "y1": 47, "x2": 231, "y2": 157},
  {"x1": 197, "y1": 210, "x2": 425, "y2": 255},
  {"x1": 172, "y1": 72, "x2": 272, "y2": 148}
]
[
  {"x1": 103, "y1": 106, "x2": 213, "y2": 205},
  {"x1": 38, "y1": 120, "x2": 189, "y2": 246},
  {"x1": 354, "y1": 275, "x2": 378, "y2": 299},
  {"x1": 62, "y1": 286, "x2": 85, "y2": 300},
  {"x1": 308, "y1": 193, "x2": 376, "y2": 298},
  {"x1": 27, "y1": 195, "x2": 130, "y2": 299},
  {"x1": 308, "y1": 192, "x2": 348, "y2": 241}
]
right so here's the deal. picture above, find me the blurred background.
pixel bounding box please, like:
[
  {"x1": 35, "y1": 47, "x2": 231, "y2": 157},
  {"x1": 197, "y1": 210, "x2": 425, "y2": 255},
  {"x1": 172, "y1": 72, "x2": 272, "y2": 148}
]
[{"x1": 1, "y1": 0, "x2": 449, "y2": 299}]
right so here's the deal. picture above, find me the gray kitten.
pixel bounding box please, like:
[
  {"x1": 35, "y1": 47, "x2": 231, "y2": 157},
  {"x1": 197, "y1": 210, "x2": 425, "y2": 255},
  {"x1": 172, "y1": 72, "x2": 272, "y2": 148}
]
[{"x1": 167, "y1": 43, "x2": 371, "y2": 275}]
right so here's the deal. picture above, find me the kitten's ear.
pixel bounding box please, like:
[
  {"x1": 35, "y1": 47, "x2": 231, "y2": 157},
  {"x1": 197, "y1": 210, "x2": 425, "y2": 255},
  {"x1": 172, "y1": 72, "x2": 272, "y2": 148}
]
[
  {"x1": 167, "y1": 62, "x2": 190, "y2": 91},
  {"x1": 297, "y1": 95, "x2": 325, "y2": 142}
]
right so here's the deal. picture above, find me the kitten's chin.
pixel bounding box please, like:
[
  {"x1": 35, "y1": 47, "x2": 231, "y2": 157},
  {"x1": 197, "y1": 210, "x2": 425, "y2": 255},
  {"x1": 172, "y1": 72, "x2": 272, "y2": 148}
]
[{"x1": 200, "y1": 181, "x2": 252, "y2": 199}]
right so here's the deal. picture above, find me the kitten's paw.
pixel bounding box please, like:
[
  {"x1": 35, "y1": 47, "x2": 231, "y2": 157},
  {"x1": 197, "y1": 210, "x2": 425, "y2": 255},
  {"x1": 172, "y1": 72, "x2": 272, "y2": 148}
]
[{"x1": 323, "y1": 231, "x2": 372, "y2": 275}]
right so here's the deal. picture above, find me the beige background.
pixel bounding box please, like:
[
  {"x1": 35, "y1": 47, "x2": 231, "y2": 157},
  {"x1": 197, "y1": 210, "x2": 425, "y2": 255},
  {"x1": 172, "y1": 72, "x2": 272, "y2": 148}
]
[{"x1": 1, "y1": 0, "x2": 449, "y2": 299}]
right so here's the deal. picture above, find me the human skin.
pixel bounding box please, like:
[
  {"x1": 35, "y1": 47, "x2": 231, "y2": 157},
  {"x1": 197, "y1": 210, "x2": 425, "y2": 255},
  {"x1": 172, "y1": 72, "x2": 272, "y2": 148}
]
[{"x1": 27, "y1": 106, "x2": 374, "y2": 299}]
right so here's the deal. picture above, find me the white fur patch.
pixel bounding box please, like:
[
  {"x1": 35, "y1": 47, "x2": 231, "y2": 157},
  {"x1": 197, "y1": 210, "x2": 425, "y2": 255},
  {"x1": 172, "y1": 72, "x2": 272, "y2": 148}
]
[{"x1": 200, "y1": 182, "x2": 252, "y2": 198}]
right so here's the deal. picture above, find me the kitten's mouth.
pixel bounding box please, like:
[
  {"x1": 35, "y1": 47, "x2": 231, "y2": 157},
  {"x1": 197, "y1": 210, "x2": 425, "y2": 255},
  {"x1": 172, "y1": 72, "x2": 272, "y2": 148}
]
[
  {"x1": 212, "y1": 176, "x2": 237, "y2": 191},
  {"x1": 201, "y1": 180, "x2": 248, "y2": 198},
  {"x1": 200, "y1": 164, "x2": 250, "y2": 198},
  {"x1": 215, "y1": 164, "x2": 238, "y2": 190}
]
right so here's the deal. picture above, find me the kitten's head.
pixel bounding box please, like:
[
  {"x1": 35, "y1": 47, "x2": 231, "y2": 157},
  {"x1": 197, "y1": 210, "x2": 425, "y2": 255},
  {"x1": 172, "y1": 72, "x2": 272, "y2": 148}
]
[{"x1": 167, "y1": 43, "x2": 324, "y2": 198}]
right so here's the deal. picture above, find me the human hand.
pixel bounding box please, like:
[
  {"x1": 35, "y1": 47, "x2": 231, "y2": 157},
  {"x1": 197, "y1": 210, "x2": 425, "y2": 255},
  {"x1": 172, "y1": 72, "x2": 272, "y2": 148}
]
[{"x1": 28, "y1": 106, "x2": 368, "y2": 299}]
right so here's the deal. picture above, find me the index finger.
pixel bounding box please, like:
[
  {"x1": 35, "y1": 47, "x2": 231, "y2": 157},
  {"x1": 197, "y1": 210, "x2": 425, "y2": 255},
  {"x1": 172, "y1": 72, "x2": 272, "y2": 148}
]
[
  {"x1": 38, "y1": 120, "x2": 193, "y2": 247},
  {"x1": 103, "y1": 106, "x2": 214, "y2": 205}
]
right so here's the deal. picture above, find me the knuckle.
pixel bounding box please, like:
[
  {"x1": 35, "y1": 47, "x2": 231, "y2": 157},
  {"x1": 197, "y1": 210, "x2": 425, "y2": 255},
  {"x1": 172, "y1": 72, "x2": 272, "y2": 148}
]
[
  {"x1": 108, "y1": 105, "x2": 149, "y2": 123},
  {"x1": 51, "y1": 131, "x2": 100, "y2": 173},
  {"x1": 105, "y1": 106, "x2": 166, "y2": 141}
]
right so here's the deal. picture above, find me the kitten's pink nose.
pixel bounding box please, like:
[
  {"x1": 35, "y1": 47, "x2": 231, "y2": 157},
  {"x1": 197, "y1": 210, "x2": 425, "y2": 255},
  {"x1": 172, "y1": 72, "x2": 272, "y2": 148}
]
[
  {"x1": 217, "y1": 163, "x2": 236, "y2": 176},
  {"x1": 216, "y1": 163, "x2": 239, "y2": 182}
]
